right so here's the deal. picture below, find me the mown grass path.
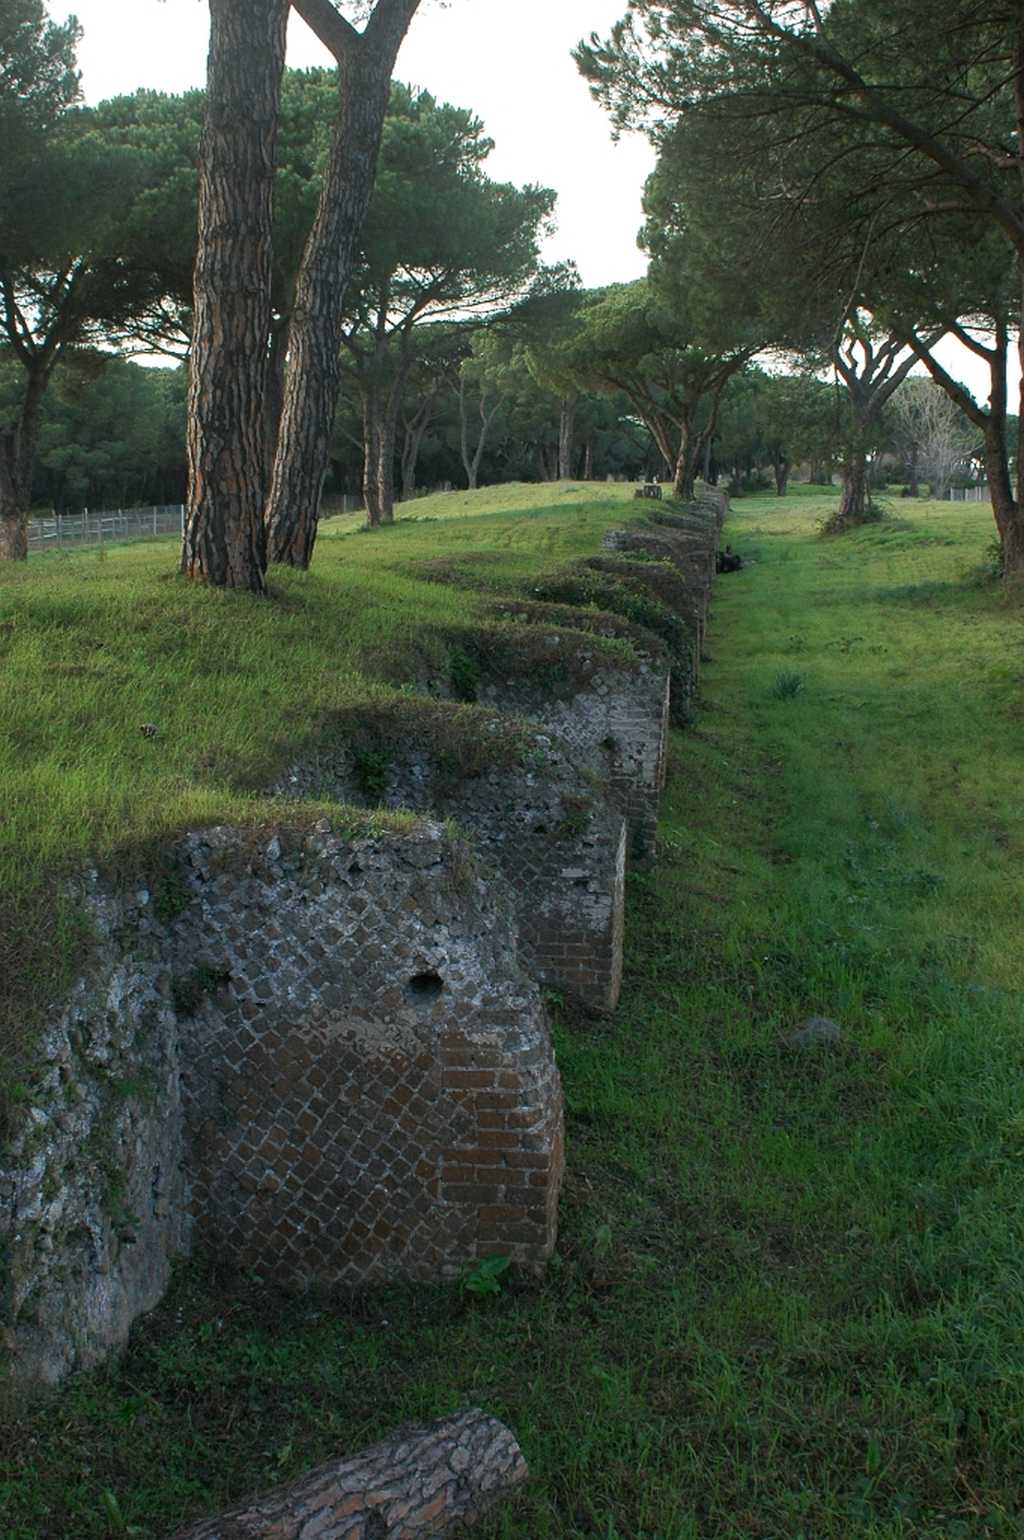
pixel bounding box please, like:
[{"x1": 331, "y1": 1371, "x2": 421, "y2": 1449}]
[{"x1": 4, "y1": 488, "x2": 1024, "y2": 1538}]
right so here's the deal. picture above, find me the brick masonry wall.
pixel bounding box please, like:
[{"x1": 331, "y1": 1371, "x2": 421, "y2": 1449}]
[{"x1": 176, "y1": 822, "x2": 563, "y2": 1285}]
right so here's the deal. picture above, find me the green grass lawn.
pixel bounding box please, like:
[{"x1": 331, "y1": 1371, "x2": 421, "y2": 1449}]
[{"x1": 4, "y1": 485, "x2": 1024, "y2": 1537}]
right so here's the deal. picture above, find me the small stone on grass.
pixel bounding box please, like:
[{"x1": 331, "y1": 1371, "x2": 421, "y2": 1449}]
[{"x1": 784, "y1": 1015, "x2": 842, "y2": 1048}]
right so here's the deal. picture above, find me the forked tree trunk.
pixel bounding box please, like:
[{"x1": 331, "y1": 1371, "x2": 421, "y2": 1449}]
[
  {"x1": 182, "y1": 0, "x2": 287, "y2": 593},
  {"x1": 265, "y1": 1, "x2": 420, "y2": 567},
  {"x1": 400, "y1": 386, "x2": 438, "y2": 501},
  {"x1": 167, "y1": 1409, "x2": 527, "y2": 1540},
  {"x1": 459, "y1": 377, "x2": 499, "y2": 491},
  {"x1": 672, "y1": 404, "x2": 700, "y2": 501}
]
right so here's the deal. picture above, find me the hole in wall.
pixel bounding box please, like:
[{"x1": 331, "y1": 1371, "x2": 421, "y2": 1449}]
[{"x1": 405, "y1": 971, "x2": 444, "y2": 1012}]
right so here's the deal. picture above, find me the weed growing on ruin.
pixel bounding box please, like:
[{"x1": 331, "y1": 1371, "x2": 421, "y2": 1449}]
[
  {"x1": 169, "y1": 963, "x2": 229, "y2": 1017},
  {"x1": 349, "y1": 747, "x2": 391, "y2": 803},
  {"x1": 448, "y1": 648, "x2": 481, "y2": 703}
]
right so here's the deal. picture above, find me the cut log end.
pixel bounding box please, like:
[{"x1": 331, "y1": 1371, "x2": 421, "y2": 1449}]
[{"x1": 166, "y1": 1408, "x2": 528, "y2": 1540}]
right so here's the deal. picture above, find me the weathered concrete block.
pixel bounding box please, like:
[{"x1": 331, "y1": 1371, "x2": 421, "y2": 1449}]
[{"x1": 277, "y1": 705, "x2": 628, "y2": 1013}]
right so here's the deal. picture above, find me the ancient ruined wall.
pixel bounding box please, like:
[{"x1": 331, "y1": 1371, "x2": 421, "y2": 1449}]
[
  {"x1": 176, "y1": 822, "x2": 562, "y2": 1286},
  {"x1": 1, "y1": 820, "x2": 564, "y2": 1393},
  {"x1": 0, "y1": 877, "x2": 189, "y2": 1389},
  {"x1": 602, "y1": 525, "x2": 716, "y2": 588},
  {"x1": 278, "y1": 710, "x2": 627, "y2": 1013},
  {"x1": 474, "y1": 662, "x2": 670, "y2": 863},
  {"x1": 425, "y1": 625, "x2": 671, "y2": 863}
]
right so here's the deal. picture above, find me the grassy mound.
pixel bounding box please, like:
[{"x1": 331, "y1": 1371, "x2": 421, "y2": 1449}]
[{"x1": 0, "y1": 485, "x2": 655, "y2": 1094}]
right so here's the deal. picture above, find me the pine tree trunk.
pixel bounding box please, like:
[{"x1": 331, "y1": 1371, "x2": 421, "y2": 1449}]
[
  {"x1": 672, "y1": 414, "x2": 699, "y2": 501},
  {"x1": 0, "y1": 428, "x2": 27, "y2": 560},
  {"x1": 401, "y1": 425, "x2": 421, "y2": 502},
  {"x1": 836, "y1": 448, "x2": 868, "y2": 526},
  {"x1": 984, "y1": 420, "x2": 1024, "y2": 576},
  {"x1": 558, "y1": 397, "x2": 575, "y2": 479},
  {"x1": 167, "y1": 1409, "x2": 528, "y2": 1540},
  {"x1": 182, "y1": 0, "x2": 287, "y2": 593},
  {"x1": 362, "y1": 387, "x2": 384, "y2": 527},
  {"x1": 374, "y1": 401, "x2": 397, "y2": 525},
  {"x1": 582, "y1": 437, "x2": 593, "y2": 480},
  {"x1": 265, "y1": 7, "x2": 418, "y2": 567},
  {"x1": 0, "y1": 363, "x2": 52, "y2": 562}
]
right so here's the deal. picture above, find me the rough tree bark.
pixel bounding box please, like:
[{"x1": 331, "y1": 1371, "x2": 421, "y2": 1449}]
[
  {"x1": 181, "y1": 0, "x2": 287, "y2": 593},
  {"x1": 263, "y1": 316, "x2": 290, "y2": 485},
  {"x1": 166, "y1": 1409, "x2": 528, "y2": 1540},
  {"x1": 265, "y1": 0, "x2": 422, "y2": 568}
]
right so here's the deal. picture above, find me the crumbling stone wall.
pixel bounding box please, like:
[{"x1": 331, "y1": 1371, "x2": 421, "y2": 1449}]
[
  {"x1": 0, "y1": 875, "x2": 189, "y2": 1389},
  {"x1": 277, "y1": 706, "x2": 627, "y2": 1013},
  {"x1": 1, "y1": 819, "x2": 564, "y2": 1393}
]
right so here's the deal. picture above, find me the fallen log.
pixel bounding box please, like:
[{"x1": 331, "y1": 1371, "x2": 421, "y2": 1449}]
[{"x1": 165, "y1": 1408, "x2": 528, "y2": 1540}]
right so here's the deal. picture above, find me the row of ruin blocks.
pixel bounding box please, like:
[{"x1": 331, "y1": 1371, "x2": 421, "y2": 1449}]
[{"x1": 0, "y1": 491, "x2": 725, "y2": 1392}]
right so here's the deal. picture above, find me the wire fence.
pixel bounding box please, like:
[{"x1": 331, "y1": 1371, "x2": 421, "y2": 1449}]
[
  {"x1": 26, "y1": 494, "x2": 374, "y2": 554},
  {"x1": 27, "y1": 504, "x2": 185, "y2": 552},
  {"x1": 949, "y1": 485, "x2": 989, "y2": 503}
]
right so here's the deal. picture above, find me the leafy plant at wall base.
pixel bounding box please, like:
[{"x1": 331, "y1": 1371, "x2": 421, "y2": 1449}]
[{"x1": 462, "y1": 1254, "x2": 511, "y2": 1296}]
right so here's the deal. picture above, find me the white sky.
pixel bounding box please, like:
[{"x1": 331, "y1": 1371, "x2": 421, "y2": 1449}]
[{"x1": 49, "y1": 0, "x2": 656, "y2": 290}]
